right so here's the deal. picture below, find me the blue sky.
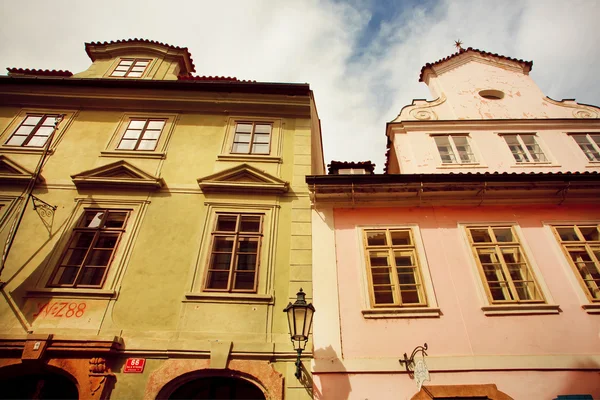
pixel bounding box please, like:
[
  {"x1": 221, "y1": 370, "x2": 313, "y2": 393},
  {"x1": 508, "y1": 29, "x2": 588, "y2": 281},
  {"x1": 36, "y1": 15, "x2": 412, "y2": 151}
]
[{"x1": 1, "y1": 0, "x2": 598, "y2": 172}]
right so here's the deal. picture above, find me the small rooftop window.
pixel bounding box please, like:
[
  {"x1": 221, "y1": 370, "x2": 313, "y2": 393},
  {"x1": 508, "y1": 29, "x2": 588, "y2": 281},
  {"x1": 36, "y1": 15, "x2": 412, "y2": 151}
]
[
  {"x1": 327, "y1": 161, "x2": 375, "y2": 175},
  {"x1": 479, "y1": 89, "x2": 504, "y2": 100}
]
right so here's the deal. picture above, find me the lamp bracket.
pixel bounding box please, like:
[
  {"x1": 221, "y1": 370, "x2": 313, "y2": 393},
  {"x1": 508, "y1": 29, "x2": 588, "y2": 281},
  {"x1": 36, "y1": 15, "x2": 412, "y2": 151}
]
[{"x1": 398, "y1": 343, "x2": 428, "y2": 373}]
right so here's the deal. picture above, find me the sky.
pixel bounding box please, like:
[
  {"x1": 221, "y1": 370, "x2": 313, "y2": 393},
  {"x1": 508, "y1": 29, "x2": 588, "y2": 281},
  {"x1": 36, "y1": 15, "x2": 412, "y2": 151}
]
[{"x1": 0, "y1": 0, "x2": 599, "y2": 172}]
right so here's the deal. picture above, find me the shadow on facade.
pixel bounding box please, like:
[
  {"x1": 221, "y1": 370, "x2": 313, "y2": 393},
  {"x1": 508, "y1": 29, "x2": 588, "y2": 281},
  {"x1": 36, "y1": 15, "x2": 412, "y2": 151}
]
[
  {"x1": 554, "y1": 358, "x2": 600, "y2": 398},
  {"x1": 312, "y1": 345, "x2": 351, "y2": 400}
]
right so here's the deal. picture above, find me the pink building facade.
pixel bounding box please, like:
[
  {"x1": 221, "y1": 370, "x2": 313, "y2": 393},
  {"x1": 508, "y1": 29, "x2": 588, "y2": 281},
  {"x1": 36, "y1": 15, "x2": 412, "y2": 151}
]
[{"x1": 308, "y1": 48, "x2": 600, "y2": 399}]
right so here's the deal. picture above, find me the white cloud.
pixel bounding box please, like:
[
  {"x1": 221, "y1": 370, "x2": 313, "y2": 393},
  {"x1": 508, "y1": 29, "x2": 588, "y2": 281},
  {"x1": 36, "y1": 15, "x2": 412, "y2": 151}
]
[{"x1": 0, "y1": 0, "x2": 598, "y2": 172}]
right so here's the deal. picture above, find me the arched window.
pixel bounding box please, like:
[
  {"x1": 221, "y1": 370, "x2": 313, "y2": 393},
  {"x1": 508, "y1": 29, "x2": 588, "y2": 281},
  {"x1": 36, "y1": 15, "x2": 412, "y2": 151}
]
[{"x1": 168, "y1": 376, "x2": 265, "y2": 400}]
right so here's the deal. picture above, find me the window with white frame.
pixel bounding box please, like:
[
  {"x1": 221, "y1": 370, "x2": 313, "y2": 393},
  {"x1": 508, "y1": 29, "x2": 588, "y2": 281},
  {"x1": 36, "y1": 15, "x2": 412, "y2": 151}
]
[
  {"x1": 117, "y1": 119, "x2": 166, "y2": 151},
  {"x1": 503, "y1": 134, "x2": 548, "y2": 163},
  {"x1": 465, "y1": 226, "x2": 545, "y2": 303},
  {"x1": 5, "y1": 114, "x2": 60, "y2": 147},
  {"x1": 572, "y1": 134, "x2": 600, "y2": 162},
  {"x1": 552, "y1": 224, "x2": 600, "y2": 301},
  {"x1": 110, "y1": 58, "x2": 151, "y2": 78},
  {"x1": 434, "y1": 135, "x2": 476, "y2": 164}
]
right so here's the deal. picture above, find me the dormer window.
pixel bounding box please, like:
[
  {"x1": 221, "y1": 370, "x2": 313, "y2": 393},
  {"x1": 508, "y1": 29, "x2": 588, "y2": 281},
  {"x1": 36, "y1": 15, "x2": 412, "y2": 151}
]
[{"x1": 110, "y1": 58, "x2": 151, "y2": 78}]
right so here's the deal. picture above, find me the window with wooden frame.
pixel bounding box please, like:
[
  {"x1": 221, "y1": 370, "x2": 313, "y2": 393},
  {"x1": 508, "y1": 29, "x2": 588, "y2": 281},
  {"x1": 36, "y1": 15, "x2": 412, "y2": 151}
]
[
  {"x1": 5, "y1": 114, "x2": 60, "y2": 147},
  {"x1": 47, "y1": 209, "x2": 130, "y2": 288},
  {"x1": 503, "y1": 134, "x2": 548, "y2": 163},
  {"x1": 466, "y1": 226, "x2": 544, "y2": 303},
  {"x1": 204, "y1": 213, "x2": 263, "y2": 293},
  {"x1": 117, "y1": 119, "x2": 166, "y2": 151},
  {"x1": 572, "y1": 134, "x2": 600, "y2": 162},
  {"x1": 110, "y1": 58, "x2": 151, "y2": 78},
  {"x1": 363, "y1": 228, "x2": 427, "y2": 307},
  {"x1": 434, "y1": 135, "x2": 477, "y2": 164},
  {"x1": 552, "y1": 224, "x2": 600, "y2": 301},
  {"x1": 231, "y1": 122, "x2": 272, "y2": 155}
]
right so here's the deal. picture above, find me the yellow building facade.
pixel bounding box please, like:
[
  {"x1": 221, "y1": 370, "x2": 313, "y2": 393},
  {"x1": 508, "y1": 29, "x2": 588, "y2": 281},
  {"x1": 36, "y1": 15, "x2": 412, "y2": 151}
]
[{"x1": 0, "y1": 39, "x2": 323, "y2": 399}]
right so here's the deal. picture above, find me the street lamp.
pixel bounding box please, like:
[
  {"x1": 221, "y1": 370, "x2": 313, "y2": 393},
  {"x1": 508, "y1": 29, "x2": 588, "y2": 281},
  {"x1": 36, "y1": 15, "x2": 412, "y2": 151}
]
[{"x1": 283, "y1": 288, "x2": 315, "y2": 379}]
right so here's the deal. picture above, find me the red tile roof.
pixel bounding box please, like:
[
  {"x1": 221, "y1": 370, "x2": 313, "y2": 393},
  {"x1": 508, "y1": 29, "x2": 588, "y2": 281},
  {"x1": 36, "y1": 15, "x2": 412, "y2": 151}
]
[
  {"x1": 177, "y1": 75, "x2": 256, "y2": 83},
  {"x1": 419, "y1": 47, "x2": 533, "y2": 82},
  {"x1": 6, "y1": 68, "x2": 73, "y2": 77},
  {"x1": 85, "y1": 38, "x2": 196, "y2": 73}
]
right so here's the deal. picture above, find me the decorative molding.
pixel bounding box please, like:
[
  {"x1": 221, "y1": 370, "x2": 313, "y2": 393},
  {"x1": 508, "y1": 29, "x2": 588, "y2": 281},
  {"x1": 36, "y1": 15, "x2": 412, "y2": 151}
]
[
  {"x1": 198, "y1": 163, "x2": 289, "y2": 194},
  {"x1": 217, "y1": 154, "x2": 282, "y2": 164},
  {"x1": 71, "y1": 160, "x2": 164, "y2": 190},
  {"x1": 362, "y1": 307, "x2": 441, "y2": 319},
  {"x1": 481, "y1": 304, "x2": 560, "y2": 316},
  {"x1": 100, "y1": 150, "x2": 166, "y2": 160},
  {"x1": 0, "y1": 155, "x2": 36, "y2": 185},
  {"x1": 184, "y1": 292, "x2": 273, "y2": 305},
  {"x1": 582, "y1": 303, "x2": 600, "y2": 314},
  {"x1": 25, "y1": 288, "x2": 117, "y2": 299}
]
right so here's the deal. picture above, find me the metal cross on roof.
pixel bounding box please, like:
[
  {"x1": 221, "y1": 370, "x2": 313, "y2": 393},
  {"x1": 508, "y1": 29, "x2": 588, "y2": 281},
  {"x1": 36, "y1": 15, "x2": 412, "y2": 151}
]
[{"x1": 454, "y1": 39, "x2": 463, "y2": 50}]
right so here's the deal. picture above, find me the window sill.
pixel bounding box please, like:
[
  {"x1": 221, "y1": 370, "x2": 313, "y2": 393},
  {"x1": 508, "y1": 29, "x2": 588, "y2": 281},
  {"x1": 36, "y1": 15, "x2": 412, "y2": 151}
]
[
  {"x1": 0, "y1": 147, "x2": 55, "y2": 155},
  {"x1": 437, "y1": 164, "x2": 487, "y2": 169},
  {"x1": 510, "y1": 163, "x2": 560, "y2": 168},
  {"x1": 100, "y1": 150, "x2": 166, "y2": 160},
  {"x1": 184, "y1": 292, "x2": 274, "y2": 305},
  {"x1": 481, "y1": 304, "x2": 560, "y2": 315},
  {"x1": 217, "y1": 154, "x2": 282, "y2": 164},
  {"x1": 362, "y1": 307, "x2": 441, "y2": 319},
  {"x1": 26, "y1": 288, "x2": 116, "y2": 299},
  {"x1": 585, "y1": 162, "x2": 600, "y2": 168},
  {"x1": 582, "y1": 303, "x2": 600, "y2": 314}
]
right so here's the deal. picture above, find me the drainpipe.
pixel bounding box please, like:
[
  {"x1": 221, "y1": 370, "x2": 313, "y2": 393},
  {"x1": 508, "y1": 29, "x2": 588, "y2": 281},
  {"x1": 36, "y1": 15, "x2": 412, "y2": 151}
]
[{"x1": 0, "y1": 115, "x2": 64, "y2": 282}]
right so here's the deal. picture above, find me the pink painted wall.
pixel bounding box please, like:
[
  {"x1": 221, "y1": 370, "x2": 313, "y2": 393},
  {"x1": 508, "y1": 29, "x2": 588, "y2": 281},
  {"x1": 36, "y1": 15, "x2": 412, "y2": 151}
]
[{"x1": 333, "y1": 205, "x2": 600, "y2": 359}]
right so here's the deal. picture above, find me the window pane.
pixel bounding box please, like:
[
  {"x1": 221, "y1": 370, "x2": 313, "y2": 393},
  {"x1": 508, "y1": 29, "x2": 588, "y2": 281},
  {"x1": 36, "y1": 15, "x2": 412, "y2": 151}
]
[
  {"x1": 128, "y1": 120, "x2": 146, "y2": 129},
  {"x1": 127, "y1": 71, "x2": 143, "y2": 78},
  {"x1": 142, "y1": 129, "x2": 161, "y2": 140},
  {"x1": 134, "y1": 60, "x2": 149, "y2": 67},
  {"x1": 78, "y1": 267, "x2": 106, "y2": 286},
  {"x1": 504, "y1": 136, "x2": 529, "y2": 162},
  {"x1": 105, "y1": 212, "x2": 128, "y2": 228},
  {"x1": 117, "y1": 139, "x2": 136, "y2": 150},
  {"x1": 493, "y1": 228, "x2": 514, "y2": 242},
  {"x1": 237, "y1": 237, "x2": 258, "y2": 253},
  {"x1": 556, "y1": 227, "x2": 579, "y2": 241},
  {"x1": 95, "y1": 233, "x2": 119, "y2": 249},
  {"x1": 216, "y1": 215, "x2": 237, "y2": 231},
  {"x1": 72, "y1": 232, "x2": 95, "y2": 248},
  {"x1": 453, "y1": 136, "x2": 475, "y2": 163},
  {"x1": 41, "y1": 116, "x2": 59, "y2": 126},
  {"x1": 5, "y1": 135, "x2": 27, "y2": 146},
  {"x1": 111, "y1": 71, "x2": 126, "y2": 77},
  {"x1": 369, "y1": 251, "x2": 390, "y2": 268},
  {"x1": 146, "y1": 120, "x2": 165, "y2": 130},
  {"x1": 130, "y1": 67, "x2": 146, "y2": 73},
  {"x1": 580, "y1": 226, "x2": 599, "y2": 241},
  {"x1": 137, "y1": 140, "x2": 157, "y2": 150},
  {"x1": 366, "y1": 231, "x2": 387, "y2": 246},
  {"x1": 14, "y1": 125, "x2": 34, "y2": 135},
  {"x1": 236, "y1": 254, "x2": 257, "y2": 271},
  {"x1": 62, "y1": 248, "x2": 87, "y2": 266},
  {"x1": 232, "y1": 143, "x2": 250, "y2": 153},
  {"x1": 373, "y1": 287, "x2": 394, "y2": 304},
  {"x1": 240, "y1": 216, "x2": 261, "y2": 232},
  {"x1": 213, "y1": 236, "x2": 234, "y2": 252},
  {"x1": 470, "y1": 228, "x2": 492, "y2": 243},
  {"x1": 400, "y1": 287, "x2": 421, "y2": 304},
  {"x1": 253, "y1": 133, "x2": 270, "y2": 144},
  {"x1": 87, "y1": 249, "x2": 113, "y2": 266},
  {"x1": 123, "y1": 129, "x2": 142, "y2": 139},
  {"x1": 234, "y1": 133, "x2": 251, "y2": 143},
  {"x1": 523, "y1": 136, "x2": 547, "y2": 162},
  {"x1": 33, "y1": 126, "x2": 54, "y2": 137},
  {"x1": 254, "y1": 124, "x2": 272, "y2": 134},
  {"x1": 236, "y1": 123, "x2": 252, "y2": 133},
  {"x1": 55, "y1": 266, "x2": 78, "y2": 285},
  {"x1": 435, "y1": 136, "x2": 455, "y2": 163},
  {"x1": 210, "y1": 253, "x2": 232, "y2": 270},
  {"x1": 24, "y1": 115, "x2": 42, "y2": 125},
  {"x1": 390, "y1": 230, "x2": 411, "y2": 246},
  {"x1": 207, "y1": 271, "x2": 229, "y2": 289},
  {"x1": 371, "y1": 267, "x2": 391, "y2": 284},
  {"x1": 119, "y1": 60, "x2": 134, "y2": 67},
  {"x1": 83, "y1": 211, "x2": 105, "y2": 228},
  {"x1": 251, "y1": 143, "x2": 269, "y2": 154},
  {"x1": 233, "y1": 272, "x2": 255, "y2": 290},
  {"x1": 25, "y1": 136, "x2": 49, "y2": 147}
]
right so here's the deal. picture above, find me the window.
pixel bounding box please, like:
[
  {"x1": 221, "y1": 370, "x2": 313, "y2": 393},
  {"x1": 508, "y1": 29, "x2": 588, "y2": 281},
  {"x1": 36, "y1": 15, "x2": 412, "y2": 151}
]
[
  {"x1": 231, "y1": 122, "x2": 272, "y2": 155},
  {"x1": 47, "y1": 209, "x2": 129, "y2": 288},
  {"x1": 5, "y1": 115, "x2": 60, "y2": 147},
  {"x1": 572, "y1": 134, "x2": 600, "y2": 162},
  {"x1": 117, "y1": 119, "x2": 166, "y2": 151},
  {"x1": 337, "y1": 168, "x2": 367, "y2": 174},
  {"x1": 434, "y1": 135, "x2": 476, "y2": 164},
  {"x1": 110, "y1": 58, "x2": 151, "y2": 78},
  {"x1": 204, "y1": 213, "x2": 263, "y2": 292},
  {"x1": 503, "y1": 134, "x2": 547, "y2": 163},
  {"x1": 466, "y1": 226, "x2": 544, "y2": 303},
  {"x1": 363, "y1": 228, "x2": 427, "y2": 307},
  {"x1": 552, "y1": 224, "x2": 600, "y2": 301}
]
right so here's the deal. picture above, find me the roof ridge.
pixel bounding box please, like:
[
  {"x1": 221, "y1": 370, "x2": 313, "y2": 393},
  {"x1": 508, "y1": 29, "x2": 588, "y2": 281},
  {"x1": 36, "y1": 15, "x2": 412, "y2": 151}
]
[{"x1": 6, "y1": 68, "x2": 73, "y2": 77}]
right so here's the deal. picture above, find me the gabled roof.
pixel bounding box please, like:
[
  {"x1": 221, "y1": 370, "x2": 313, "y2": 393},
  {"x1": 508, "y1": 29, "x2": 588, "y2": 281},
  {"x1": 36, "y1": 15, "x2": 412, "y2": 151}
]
[
  {"x1": 71, "y1": 160, "x2": 164, "y2": 189},
  {"x1": 419, "y1": 47, "x2": 533, "y2": 82},
  {"x1": 85, "y1": 38, "x2": 196, "y2": 74},
  {"x1": 198, "y1": 164, "x2": 289, "y2": 194},
  {"x1": 7, "y1": 68, "x2": 73, "y2": 77}
]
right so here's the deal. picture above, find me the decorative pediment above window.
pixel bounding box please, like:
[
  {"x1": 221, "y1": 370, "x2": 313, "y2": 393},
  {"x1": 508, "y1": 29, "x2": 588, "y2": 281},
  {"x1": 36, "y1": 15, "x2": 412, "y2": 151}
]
[
  {"x1": 0, "y1": 155, "x2": 36, "y2": 185},
  {"x1": 71, "y1": 160, "x2": 163, "y2": 189},
  {"x1": 198, "y1": 164, "x2": 289, "y2": 194}
]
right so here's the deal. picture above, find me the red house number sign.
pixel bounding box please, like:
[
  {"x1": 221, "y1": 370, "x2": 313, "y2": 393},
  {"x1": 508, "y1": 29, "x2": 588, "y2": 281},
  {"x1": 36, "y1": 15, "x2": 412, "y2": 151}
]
[{"x1": 124, "y1": 358, "x2": 146, "y2": 373}]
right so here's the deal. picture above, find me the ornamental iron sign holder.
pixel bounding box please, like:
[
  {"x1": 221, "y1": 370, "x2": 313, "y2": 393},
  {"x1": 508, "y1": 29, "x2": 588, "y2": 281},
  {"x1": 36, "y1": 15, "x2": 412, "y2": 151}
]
[{"x1": 399, "y1": 343, "x2": 430, "y2": 390}]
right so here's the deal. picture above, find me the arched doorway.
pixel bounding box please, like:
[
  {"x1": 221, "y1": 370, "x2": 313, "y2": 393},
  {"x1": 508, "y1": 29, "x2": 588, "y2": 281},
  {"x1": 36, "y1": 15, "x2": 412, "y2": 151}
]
[
  {"x1": 167, "y1": 375, "x2": 266, "y2": 400},
  {"x1": 0, "y1": 364, "x2": 78, "y2": 400}
]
